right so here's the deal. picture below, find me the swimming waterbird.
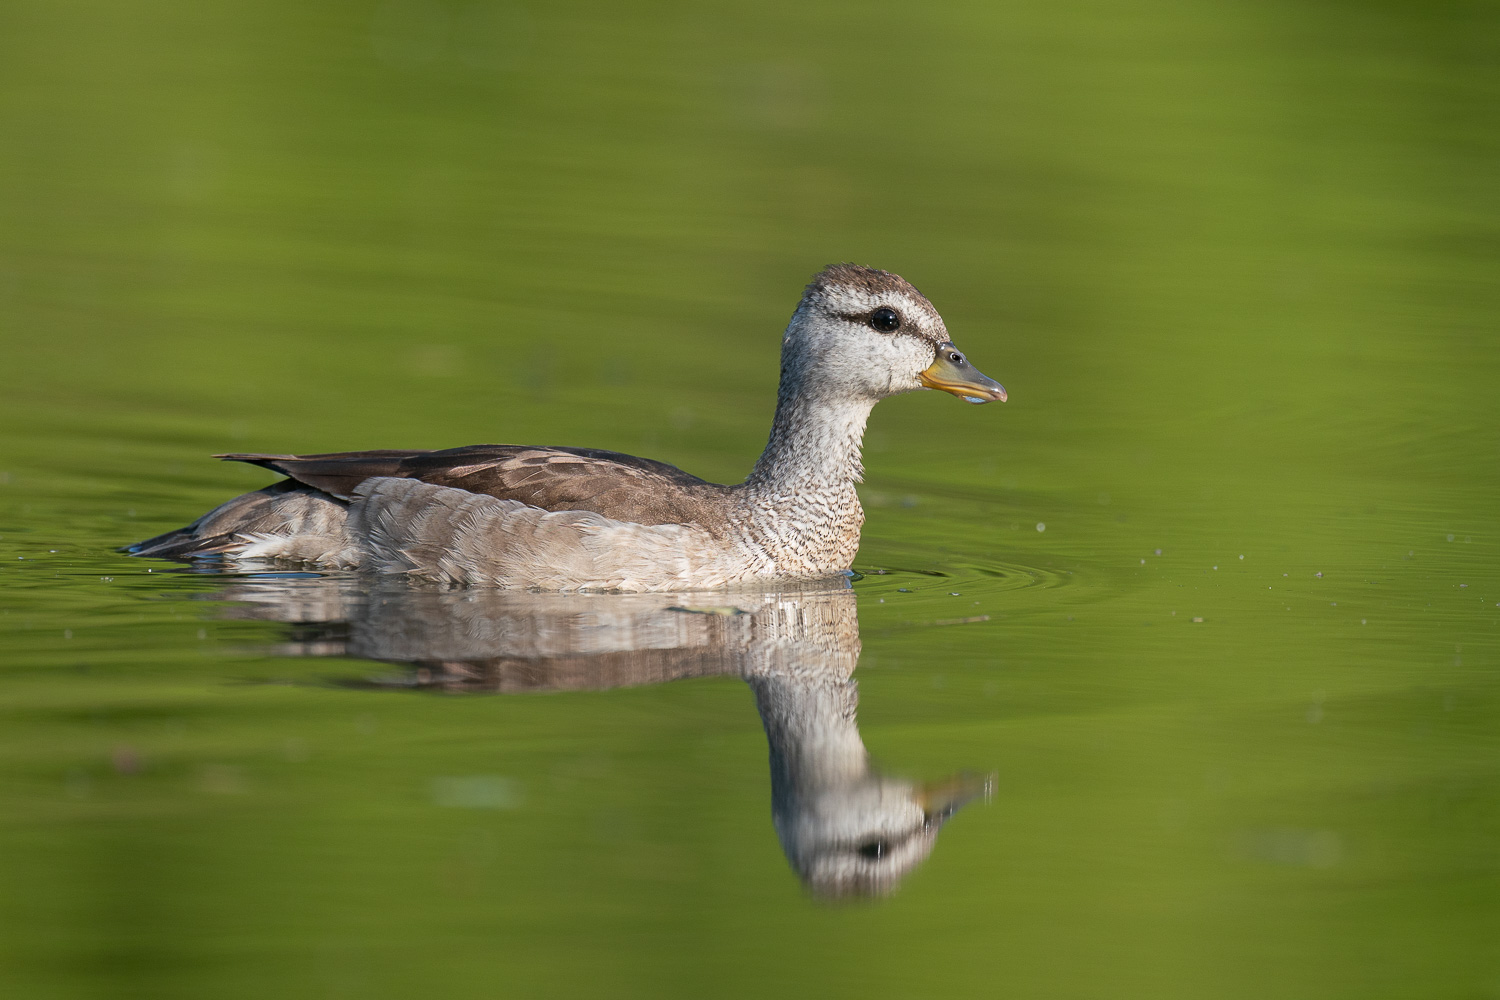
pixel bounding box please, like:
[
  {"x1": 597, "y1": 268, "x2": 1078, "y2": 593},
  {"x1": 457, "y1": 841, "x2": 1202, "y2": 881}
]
[{"x1": 129, "y1": 264, "x2": 1005, "y2": 591}]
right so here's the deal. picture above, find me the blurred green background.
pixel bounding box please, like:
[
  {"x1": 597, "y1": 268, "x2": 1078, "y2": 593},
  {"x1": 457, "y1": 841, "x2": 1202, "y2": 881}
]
[{"x1": 2, "y1": 0, "x2": 1498, "y2": 997}]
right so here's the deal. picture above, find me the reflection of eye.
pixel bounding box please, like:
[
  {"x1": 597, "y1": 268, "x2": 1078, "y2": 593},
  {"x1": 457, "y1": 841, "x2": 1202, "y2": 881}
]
[
  {"x1": 857, "y1": 839, "x2": 888, "y2": 860},
  {"x1": 869, "y1": 307, "x2": 901, "y2": 332}
]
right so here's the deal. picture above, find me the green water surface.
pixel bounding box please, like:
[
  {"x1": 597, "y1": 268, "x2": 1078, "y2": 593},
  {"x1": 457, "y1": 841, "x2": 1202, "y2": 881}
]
[{"x1": 2, "y1": 0, "x2": 1498, "y2": 997}]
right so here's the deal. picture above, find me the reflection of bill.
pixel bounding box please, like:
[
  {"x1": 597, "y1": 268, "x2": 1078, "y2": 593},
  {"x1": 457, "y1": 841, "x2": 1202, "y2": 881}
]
[{"x1": 213, "y1": 576, "x2": 991, "y2": 899}]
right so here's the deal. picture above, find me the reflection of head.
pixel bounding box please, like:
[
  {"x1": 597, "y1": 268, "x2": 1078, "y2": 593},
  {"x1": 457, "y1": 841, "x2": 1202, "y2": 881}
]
[
  {"x1": 210, "y1": 576, "x2": 987, "y2": 898},
  {"x1": 776, "y1": 772, "x2": 991, "y2": 901},
  {"x1": 746, "y1": 658, "x2": 989, "y2": 901},
  {"x1": 778, "y1": 774, "x2": 940, "y2": 900}
]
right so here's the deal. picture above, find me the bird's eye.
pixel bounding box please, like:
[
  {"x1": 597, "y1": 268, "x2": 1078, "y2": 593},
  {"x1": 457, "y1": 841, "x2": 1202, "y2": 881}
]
[
  {"x1": 948, "y1": 351, "x2": 963, "y2": 363},
  {"x1": 857, "y1": 839, "x2": 888, "y2": 860},
  {"x1": 869, "y1": 307, "x2": 901, "y2": 333}
]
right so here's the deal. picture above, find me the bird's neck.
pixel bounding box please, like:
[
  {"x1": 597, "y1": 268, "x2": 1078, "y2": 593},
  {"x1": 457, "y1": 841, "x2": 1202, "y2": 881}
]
[{"x1": 747, "y1": 386, "x2": 874, "y2": 493}]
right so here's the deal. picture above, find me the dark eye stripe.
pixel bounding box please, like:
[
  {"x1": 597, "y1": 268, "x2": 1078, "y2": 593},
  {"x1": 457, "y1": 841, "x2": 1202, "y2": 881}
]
[
  {"x1": 834, "y1": 310, "x2": 905, "y2": 331},
  {"x1": 834, "y1": 311, "x2": 942, "y2": 345}
]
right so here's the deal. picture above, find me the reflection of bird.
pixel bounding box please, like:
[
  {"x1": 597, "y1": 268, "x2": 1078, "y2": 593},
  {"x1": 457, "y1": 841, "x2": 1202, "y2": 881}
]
[
  {"x1": 130, "y1": 265, "x2": 1004, "y2": 591},
  {"x1": 748, "y1": 667, "x2": 990, "y2": 900},
  {"x1": 737, "y1": 594, "x2": 990, "y2": 899},
  {"x1": 213, "y1": 578, "x2": 990, "y2": 898}
]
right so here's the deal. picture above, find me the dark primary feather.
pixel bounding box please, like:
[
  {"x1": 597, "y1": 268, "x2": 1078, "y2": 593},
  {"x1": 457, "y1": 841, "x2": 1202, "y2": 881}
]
[
  {"x1": 214, "y1": 450, "x2": 424, "y2": 499},
  {"x1": 217, "y1": 445, "x2": 735, "y2": 528}
]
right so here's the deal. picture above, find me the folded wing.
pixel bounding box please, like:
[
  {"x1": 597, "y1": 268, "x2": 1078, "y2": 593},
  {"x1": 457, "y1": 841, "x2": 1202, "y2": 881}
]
[{"x1": 218, "y1": 444, "x2": 728, "y2": 526}]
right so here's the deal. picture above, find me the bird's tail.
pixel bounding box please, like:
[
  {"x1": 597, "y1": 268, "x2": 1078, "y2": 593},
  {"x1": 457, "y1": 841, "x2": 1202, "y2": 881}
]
[{"x1": 124, "y1": 479, "x2": 351, "y2": 562}]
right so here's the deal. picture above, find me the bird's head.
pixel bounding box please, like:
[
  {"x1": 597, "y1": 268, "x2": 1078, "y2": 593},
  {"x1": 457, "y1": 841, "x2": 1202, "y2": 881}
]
[{"x1": 782, "y1": 264, "x2": 1007, "y2": 406}]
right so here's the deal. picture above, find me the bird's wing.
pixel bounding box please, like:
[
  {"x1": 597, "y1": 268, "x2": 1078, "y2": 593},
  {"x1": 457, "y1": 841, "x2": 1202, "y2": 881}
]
[{"x1": 219, "y1": 444, "x2": 726, "y2": 525}]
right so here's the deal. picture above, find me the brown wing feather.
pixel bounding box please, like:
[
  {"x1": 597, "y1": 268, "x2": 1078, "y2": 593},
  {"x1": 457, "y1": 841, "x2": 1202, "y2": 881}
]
[{"x1": 219, "y1": 445, "x2": 732, "y2": 527}]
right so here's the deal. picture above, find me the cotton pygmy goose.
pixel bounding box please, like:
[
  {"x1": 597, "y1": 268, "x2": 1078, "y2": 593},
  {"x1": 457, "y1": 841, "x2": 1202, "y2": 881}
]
[{"x1": 129, "y1": 264, "x2": 1007, "y2": 590}]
